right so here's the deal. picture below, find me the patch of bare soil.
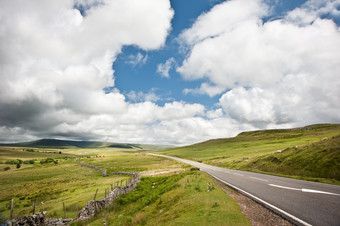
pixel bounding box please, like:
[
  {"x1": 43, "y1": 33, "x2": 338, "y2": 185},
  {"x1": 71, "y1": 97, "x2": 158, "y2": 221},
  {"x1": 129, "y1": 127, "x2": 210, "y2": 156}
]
[
  {"x1": 140, "y1": 168, "x2": 185, "y2": 176},
  {"x1": 214, "y1": 179, "x2": 294, "y2": 226}
]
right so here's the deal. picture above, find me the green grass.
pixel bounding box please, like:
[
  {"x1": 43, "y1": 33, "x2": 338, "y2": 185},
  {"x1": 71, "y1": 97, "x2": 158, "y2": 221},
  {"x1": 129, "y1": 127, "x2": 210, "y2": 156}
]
[
  {"x1": 1, "y1": 146, "x2": 252, "y2": 225},
  {"x1": 73, "y1": 171, "x2": 250, "y2": 226},
  {"x1": 0, "y1": 149, "x2": 186, "y2": 222},
  {"x1": 157, "y1": 124, "x2": 340, "y2": 184},
  {"x1": 0, "y1": 159, "x2": 129, "y2": 220},
  {"x1": 233, "y1": 135, "x2": 340, "y2": 184}
]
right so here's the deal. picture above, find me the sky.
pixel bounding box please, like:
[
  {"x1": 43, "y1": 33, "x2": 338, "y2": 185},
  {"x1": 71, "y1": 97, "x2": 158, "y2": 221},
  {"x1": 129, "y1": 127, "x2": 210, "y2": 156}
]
[{"x1": 0, "y1": 0, "x2": 340, "y2": 145}]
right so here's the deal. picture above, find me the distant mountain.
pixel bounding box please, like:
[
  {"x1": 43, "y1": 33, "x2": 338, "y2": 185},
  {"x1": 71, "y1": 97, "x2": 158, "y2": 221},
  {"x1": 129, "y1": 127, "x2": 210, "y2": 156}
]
[{"x1": 0, "y1": 138, "x2": 173, "y2": 150}]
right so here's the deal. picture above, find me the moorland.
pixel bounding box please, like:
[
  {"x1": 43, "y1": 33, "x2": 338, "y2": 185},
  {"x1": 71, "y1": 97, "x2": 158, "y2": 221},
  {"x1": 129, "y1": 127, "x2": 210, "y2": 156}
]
[{"x1": 1, "y1": 123, "x2": 339, "y2": 225}]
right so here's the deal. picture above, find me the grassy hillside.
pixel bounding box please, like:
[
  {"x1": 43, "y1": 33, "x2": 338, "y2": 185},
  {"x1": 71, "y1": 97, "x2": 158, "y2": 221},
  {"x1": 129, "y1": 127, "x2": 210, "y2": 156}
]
[
  {"x1": 157, "y1": 124, "x2": 340, "y2": 184},
  {"x1": 234, "y1": 135, "x2": 340, "y2": 183},
  {"x1": 73, "y1": 171, "x2": 250, "y2": 226}
]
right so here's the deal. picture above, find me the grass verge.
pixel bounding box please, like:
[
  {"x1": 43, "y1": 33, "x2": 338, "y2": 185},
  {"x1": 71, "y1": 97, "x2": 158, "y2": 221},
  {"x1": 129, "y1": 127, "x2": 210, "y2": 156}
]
[{"x1": 73, "y1": 171, "x2": 250, "y2": 226}]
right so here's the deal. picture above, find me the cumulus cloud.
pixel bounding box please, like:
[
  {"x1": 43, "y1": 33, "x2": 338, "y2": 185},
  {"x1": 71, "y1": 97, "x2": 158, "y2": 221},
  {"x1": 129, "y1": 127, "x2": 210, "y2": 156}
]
[
  {"x1": 156, "y1": 57, "x2": 176, "y2": 78},
  {"x1": 178, "y1": 0, "x2": 340, "y2": 128},
  {"x1": 1, "y1": 0, "x2": 340, "y2": 146},
  {"x1": 0, "y1": 0, "x2": 182, "y2": 143}
]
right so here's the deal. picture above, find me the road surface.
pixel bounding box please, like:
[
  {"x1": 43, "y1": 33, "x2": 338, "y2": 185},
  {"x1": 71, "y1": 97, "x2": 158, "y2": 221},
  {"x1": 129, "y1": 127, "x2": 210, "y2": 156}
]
[{"x1": 150, "y1": 153, "x2": 340, "y2": 226}]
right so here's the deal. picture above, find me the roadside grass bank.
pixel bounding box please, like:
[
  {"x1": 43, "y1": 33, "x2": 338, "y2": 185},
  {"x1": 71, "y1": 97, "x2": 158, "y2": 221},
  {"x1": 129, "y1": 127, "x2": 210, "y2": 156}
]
[
  {"x1": 231, "y1": 135, "x2": 340, "y2": 185},
  {"x1": 72, "y1": 171, "x2": 250, "y2": 226},
  {"x1": 157, "y1": 124, "x2": 340, "y2": 185}
]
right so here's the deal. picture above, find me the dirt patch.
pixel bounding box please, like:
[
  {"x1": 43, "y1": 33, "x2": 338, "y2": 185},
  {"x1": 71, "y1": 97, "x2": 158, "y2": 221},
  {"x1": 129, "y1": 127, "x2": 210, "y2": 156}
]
[
  {"x1": 214, "y1": 179, "x2": 293, "y2": 226},
  {"x1": 140, "y1": 168, "x2": 185, "y2": 176}
]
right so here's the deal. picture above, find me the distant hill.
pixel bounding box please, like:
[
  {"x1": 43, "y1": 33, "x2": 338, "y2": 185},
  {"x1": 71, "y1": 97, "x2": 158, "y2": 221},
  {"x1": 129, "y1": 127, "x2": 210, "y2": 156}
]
[{"x1": 0, "y1": 138, "x2": 173, "y2": 150}]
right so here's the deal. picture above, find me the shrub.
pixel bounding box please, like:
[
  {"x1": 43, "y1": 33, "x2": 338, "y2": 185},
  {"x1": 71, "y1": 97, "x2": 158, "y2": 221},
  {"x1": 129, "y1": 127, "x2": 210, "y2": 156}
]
[
  {"x1": 5, "y1": 159, "x2": 23, "y2": 165},
  {"x1": 4, "y1": 166, "x2": 10, "y2": 171},
  {"x1": 40, "y1": 158, "x2": 58, "y2": 164},
  {"x1": 23, "y1": 160, "x2": 35, "y2": 164},
  {"x1": 16, "y1": 163, "x2": 21, "y2": 169},
  {"x1": 24, "y1": 149, "x2": 35, "y2": 152}
]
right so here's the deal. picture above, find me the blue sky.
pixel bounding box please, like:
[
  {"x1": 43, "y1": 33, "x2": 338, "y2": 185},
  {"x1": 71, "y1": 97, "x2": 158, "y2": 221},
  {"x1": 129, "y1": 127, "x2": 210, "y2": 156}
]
[
  {"x1": 1, "y1": 0, "x2": 340, "y2": 145},
  {"x1": 114, "y1": 0, "x2": 311, "y2": 108}
]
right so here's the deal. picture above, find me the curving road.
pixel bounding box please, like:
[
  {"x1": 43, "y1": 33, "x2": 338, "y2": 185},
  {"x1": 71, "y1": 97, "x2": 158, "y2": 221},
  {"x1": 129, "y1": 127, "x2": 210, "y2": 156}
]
[{"x1": 149, "y1": 153, "x2": 340, "y2": 226}]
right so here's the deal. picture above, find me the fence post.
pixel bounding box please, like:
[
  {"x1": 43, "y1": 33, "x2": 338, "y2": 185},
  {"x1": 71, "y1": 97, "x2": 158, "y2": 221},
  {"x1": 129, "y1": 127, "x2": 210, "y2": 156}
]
[
  {"x1": 105, "y1": 189, "x2": 107, "y2": 198},
  {"x1": 32, "y1": 197, "x2": 37, "y2": 215},
  {"x1": 94, "y1": 188, "x2": 98, "y2": 200},
  {"x1": 111, "y1": 184, "x2": 113, "y2": 191},
  {"x1": 63, "y1": 202, "x2": 66, "y2": 218},
  {"x1": 10, "y1": 198, "x2": 14, "y2": 220}
]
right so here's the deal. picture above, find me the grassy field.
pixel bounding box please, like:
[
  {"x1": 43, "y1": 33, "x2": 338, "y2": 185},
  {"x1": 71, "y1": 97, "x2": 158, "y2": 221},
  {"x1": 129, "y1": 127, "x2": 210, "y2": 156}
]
[
  {"x1": 73, "y1": 171, "x2": 250, "y2": 226},
  {"x1": 1, "y1": 146, "x2": 250, "y2": 225},
  {"x1": 157, "y1": 124, "x2": 340, "y2": 184},
  {"x1": 0, "y1": 158, "x2": 130, "y2": 220}
]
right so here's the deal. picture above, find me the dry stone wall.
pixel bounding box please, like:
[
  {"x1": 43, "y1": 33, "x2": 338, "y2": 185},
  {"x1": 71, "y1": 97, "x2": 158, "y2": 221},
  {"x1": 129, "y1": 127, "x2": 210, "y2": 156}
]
[
  {"x1": 76, "y1": 172, "x2": 140, "y2": 221},
  {"x1": 6, "y1": 160, "x2": 141, "y2": 226},
  {"x1": 74, "y1": 159, "x2": 107, "y2": 177}
]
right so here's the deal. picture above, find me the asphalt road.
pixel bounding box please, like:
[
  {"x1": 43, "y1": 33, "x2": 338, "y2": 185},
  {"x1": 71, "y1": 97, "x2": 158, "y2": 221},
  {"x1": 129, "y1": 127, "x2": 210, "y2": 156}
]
[{"x1": 150, "y1": 153, "x2": 340, "y2": 226}]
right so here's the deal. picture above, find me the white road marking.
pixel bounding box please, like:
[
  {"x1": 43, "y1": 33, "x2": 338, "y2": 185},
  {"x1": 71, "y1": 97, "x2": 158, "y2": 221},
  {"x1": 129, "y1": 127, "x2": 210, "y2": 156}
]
[
  {"x1": 211, "y1": 176, "x2": 312, "y2": 226},
  {"x1": 249, "y1": 176, "x2": 268, "y2": 182},
  {"x1": 269, "y1": 184, "x2": 340, "y2": 196},
  {"x1": 233, "y1": 173, "x2": 244, "y2": 176},
  {"x1": 269, "y1": 184, "x2": 301, "y2": 191}
]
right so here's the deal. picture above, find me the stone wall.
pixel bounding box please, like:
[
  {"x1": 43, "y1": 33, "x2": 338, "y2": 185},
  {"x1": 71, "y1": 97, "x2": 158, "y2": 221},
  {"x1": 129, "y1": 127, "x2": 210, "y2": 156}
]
[
  {"x1": 76, "y1": 172, "x2": 141, "y2": 221},
  {"x1": 74, "y1": 159, "x2": 107, "y2": 177},
  {"x1": 6, "y1": 212, "x2": 46, "y2": 226},
  {"x1": 6, "y1": 160, "x2": 141, "y2": 226}
]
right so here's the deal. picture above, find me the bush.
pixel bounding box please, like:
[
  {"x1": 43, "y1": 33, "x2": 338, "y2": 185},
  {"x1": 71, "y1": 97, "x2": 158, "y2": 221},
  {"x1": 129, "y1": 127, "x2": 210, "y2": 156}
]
[
  {"x1": 5, "y1": 159, "x2": 22, "y2": 165},
  {"x1": 23, "y1": 160, "x2": 35, "y2": 164},
  {"x1": 40, "y1": 158, "x2": 58, "y2": 164},
  {"x1": 16, "y1": 163, "x2": 21, "y2": 169},
  {"x1": 24, "y1": 149, "x2": 35, "y2": 152},
  {"x1": 4, "y1": 167, "x2": 10, "y2": 171}
]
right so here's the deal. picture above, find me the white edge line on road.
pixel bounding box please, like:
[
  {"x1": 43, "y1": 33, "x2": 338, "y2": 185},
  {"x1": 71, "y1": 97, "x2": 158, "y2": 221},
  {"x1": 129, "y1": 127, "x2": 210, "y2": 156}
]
[
  {"x1": 210, "y1": 174, "x2": 312, "y2": 226},
  {"x1": 249, "y1": 176, "x2": 268, "y2": 182},
  {"x1": 149, "y1": 153, "x2": 312, "y2": 226}
]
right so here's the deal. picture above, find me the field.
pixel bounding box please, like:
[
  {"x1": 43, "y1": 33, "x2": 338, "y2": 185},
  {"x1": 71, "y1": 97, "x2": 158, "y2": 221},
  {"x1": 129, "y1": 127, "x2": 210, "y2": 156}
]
[
  {"x1": 2, "y1": 123, "x2": 339, "y2": 224},
  {"x1": 73, "y1": 171, "x2": 250, "y2": 226},
  {"x1": 158, "y1": 124, "x2": 340, "y2": 184},
  {"x1": 0, "y1": 146, "x2": 250, "y2": 225}
]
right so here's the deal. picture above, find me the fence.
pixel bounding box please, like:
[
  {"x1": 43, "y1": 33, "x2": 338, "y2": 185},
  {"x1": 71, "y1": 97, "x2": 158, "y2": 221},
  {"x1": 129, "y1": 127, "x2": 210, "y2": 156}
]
[{"x1": 6, "y1": 160, "x2": 141, "y2": 226}]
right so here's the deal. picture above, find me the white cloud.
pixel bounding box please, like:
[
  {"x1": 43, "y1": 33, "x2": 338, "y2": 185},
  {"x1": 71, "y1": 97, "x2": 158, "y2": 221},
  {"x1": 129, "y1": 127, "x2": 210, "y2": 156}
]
[
  {"x1": 1, "y1": 0, "x2": 340, "y2": 146},
  {"x1": 126, "y1": 52, "x2": 148, "y2": 67},
  {"x1": 183, "y1": 82, "x2": 226, "y2": 97},
  {"x1": 286, "y1": 0, "x2": 340, "y2": 25},
  {"x1": 126, "y1": 89, "x2": 160, "y2": 103},
  {"x1": 156, "y1": 57, "x2": 176, "y2": 78},
  {"x1": 178, "y1": 0, "x2": 340, "y2": 128},
  {"x1": 0, "y1": 0, "x2": 180, "y2": 143}
]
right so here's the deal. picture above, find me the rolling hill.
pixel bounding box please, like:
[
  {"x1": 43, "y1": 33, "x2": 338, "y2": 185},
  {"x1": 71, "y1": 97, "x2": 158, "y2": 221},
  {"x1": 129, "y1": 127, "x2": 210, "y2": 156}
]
[
  {"x1": 157, "y1": 124, "x2": 340, "y2": 183},
  {"x1": 0, "y1": 139, "x2": 172, "y2": 150}
]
